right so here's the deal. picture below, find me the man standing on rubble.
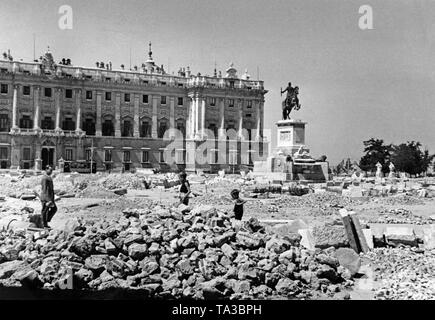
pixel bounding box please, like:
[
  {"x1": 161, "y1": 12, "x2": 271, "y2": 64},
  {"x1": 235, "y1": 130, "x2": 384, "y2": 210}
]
[{"x1": 39, "y1": 165, "x2": 57, "y2": 229}]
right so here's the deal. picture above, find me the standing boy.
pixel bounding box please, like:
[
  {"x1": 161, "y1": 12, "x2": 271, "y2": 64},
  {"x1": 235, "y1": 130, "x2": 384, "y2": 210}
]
[
  {"x1": 178, "y1": 172, "x2": 191, "y2": 206},
  {"x1": 230, "y1": 189, "x2": 246, "y2": 221},
  {"x1": 40, "y1": 166, "x2": 57, "y2": 229}
]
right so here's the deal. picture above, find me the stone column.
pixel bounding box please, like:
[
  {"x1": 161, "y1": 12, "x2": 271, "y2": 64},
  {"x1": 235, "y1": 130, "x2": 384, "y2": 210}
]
[
  {"x1": 200, "y1": 97, "x2": 206, "y2": 138},
  {"x1": 169, "y1": 96, "x2": 175, "y2": 129},
  {"x1": 96, "y1": 91, "x2": 102, "y2": 136},
  {"x1": 115, "y1": 92, "x2": 121, "y2": 137},
  {"x1": 75, "y1": 89, "x2": 83, "y2": 133},
  {"x1": 54, "y1": 88, "x2": 62, "y2": 132},
  {"x1": 11, "y1": 84, "x2": 19, "y2": 130},
  {"x1": 255, "y1": 100, "x2": 262, "y2": 141},
  {"x1": 238, "y1": 99, "x2": 244, "y2": 140},
  {"x1": 186, "y1": 97, "x2": 193, "y2": 139},
  {"x1": 133, "y1": 93, "x2": 140, "y2": 137},
  {"x1": 218, "y1": 98, "x2": 225, "y2": 139},
  {"x1": 33, "y1": 86, "x2": 41, "y2": 130},
  {"x1": 151, "y1": 95, "x2": 158, "y2": 138}
]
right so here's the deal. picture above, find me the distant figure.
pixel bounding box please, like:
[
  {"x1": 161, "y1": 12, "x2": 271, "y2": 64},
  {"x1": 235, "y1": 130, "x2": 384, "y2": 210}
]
[
  {"x1": 230, "y1": 189, "x2": 246, "y2": 221},
  {"x1": 40, "y1": 166, "x2": 57, "y2": 229},
  {"x1": 178, "y1": 172, "x2": 191, "y2": 206}
]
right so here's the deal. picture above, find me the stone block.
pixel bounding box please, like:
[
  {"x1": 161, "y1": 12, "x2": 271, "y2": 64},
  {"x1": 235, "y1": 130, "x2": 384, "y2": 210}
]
[
  {"x1": 422, "y1": 225, "x2": 435, "y2": 250},
  {"x1": 335, "y1": 248, "x2": 361, "y2": 276},
  {"x1": 362, "y1": 229, "x2": 374, "y2": 250},
  {"x1": 298, "y1": 228, "x2": 315, "y2": 251},
  {"x1": 384, "y1": 226, "x2": 417, "y2": 247}
]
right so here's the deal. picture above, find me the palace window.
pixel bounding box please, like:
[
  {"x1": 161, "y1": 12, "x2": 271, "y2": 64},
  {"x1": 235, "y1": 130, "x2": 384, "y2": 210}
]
[
  {"x1": 177, "y1": 97, "x2": 183, "y2": 106},
  {"x1": 158, "y1": 120, "x2": 168, "y2": 138},
  {"x1": 142, "y1": 151, "x2": 149, "y2": 163},
  {"x1": 176, "y1": 150, "x2": 185, "y2": 164},
  {"x1": 140, "y1": 121, "x2": 151, "y2": 138},
  {"x1": 208, "y1": 123, "x2": 218, "y2": 138},
  {"x1": 20, "y1": 115, "x2": 33, "y2": 129},
  {"x1": 124, "y1": 93, "x2": 130, "y2": 103},
  {"x1": 246, "y1": 113, "x2": 252, "y2": 118},
  {"x1": 122, "y1": 120, "x2": 133, "y2": 137},
  {"x1": 1, "y1": 84, "x2": 8, "y2": 94},
  {"x1": 102, "y1": 119, "x2": 115, "y2": 136},
  {"x1": 159, "y1": 150, "x2": 165, "y2": 163},
  {"x1": 228, "y1": 99, "x2": 234, "y2": 107},
  {"x1": 65, "y1": 89, "x2": 73, "y2": 99},
  {"x1": 229, "y1": 151, "x2": 237, "y2": 165},
  {"x1": 0, "y1": 114, "x2": 9, "y2": 132},
  {"x1": 229, "y1": 81, "x2": 235, "y2": 88},
  {"x1": 104, "y1": 150, "x2": 112, "y2": 162},
  {"x1": 85, "y1": 149, "x2": 92, "y2": 161},
  {"x1": 86, "y1": 90, "x2": 93, "y2": 100},
  {"x1": 65, "y1": 149, "x2": 73, "y2": 161},
  {"x1": 44, "y1": 88, "x2": 52, "y2": 97},
  {"x1": 176, "y1": 120, "x2": 185, "y2": 138},
  {"x1": 0, "y1": 147, "x2": 7, "y2": 160},
  {"x1": 105, "y1": 92, "x2": 112, "y2": 101},
  {"x1": 142, "y1": 95, "x2": 149, "y2": 104},
  {"x1": 210, "y1": 98, "x2": 216, "y2": 106},
  {"x1": 247, "y1": 100, "x2": 252, "y2": 108},
  {"x1": 23, "y1": 86, "x2": 30, "y2": 95},
  {"x1": 41, "y1": 117, "x2": 54, "y2": 130},
  {"x1": 123, "y1": 151, "x2": 131, "y2": 162},
  {"x1": 62, "y1": 117, "x2": 75, "y2": 131},
  {"x1": 23, "y1": 148, "x2": 31, "y2": 161},
  {"x1": 161, "y1": 96, "x2": 166, "y2": 105},
  {"x1": 83, "y1": 118, "x2": 95, "y2": 136}
]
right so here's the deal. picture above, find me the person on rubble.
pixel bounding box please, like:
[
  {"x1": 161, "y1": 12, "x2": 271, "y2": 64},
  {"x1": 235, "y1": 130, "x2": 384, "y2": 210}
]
[
  {"x1": 39, "y1": 165, "x2": 57, "y2": 229},
  {"x1": 230, "y1": 189, "x2": 246, "y2": 221},
  {"x1": 178, "y1": 172, "x2": 191, "y2": 206}
]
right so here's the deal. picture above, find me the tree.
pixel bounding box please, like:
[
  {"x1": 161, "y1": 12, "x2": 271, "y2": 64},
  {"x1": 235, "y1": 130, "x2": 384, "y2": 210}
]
[
  {"x1": 391, "y1": 141, "x2": 434, "y2": 175},
  {"x1": 359, "y1": 138, "x2": 392, "y2": 173}
]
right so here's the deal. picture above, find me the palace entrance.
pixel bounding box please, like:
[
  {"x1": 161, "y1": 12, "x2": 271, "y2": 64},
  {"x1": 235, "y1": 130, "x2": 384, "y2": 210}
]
[{"x1": 41, "y1": 140, "x2": 56, "y2": 170}]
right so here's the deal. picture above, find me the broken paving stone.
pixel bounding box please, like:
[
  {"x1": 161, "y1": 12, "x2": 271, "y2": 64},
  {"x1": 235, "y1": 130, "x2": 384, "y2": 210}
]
[
  {"x1": 128, "y1": 243, "x2": 148, "y2": 260},
  {"x1": 221, "y1": 243, "x2": 236, "y2": 260},
  {"x1": 335, "y1": 248, "x2": 361, "y2": 276},
  {"x1": 275, "y1": 278, "x2": 298, "y2": 296},
  {"x1": 84, "y1": 255, "x2": 109, "y2": 273},
  {"x1": 0, "y1": 260, "x2": 26, "y2": 279},
  {"x1": 113, "y1": 188, "x2": 127, "y2": 196}
]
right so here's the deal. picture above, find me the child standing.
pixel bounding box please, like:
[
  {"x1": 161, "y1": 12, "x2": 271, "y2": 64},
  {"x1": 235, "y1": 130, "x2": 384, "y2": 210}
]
[
  {"x1": 230, "y1": 189, "x2": 246, "y2": 221},
  {"x1": 178, "y1": 172, "x2": 191, "y2": 206}
]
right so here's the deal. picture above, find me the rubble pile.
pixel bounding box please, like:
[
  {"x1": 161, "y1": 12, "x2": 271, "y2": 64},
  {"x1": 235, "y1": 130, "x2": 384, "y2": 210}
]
[
  {"x1": 366, "y1": 247, "x2": 435, "y2": 300},
  {"x1": 366, "y1": 208, "x2": 433, "y2": 225},
  {"x1": 268, "y1": 193, "x2": 364, "y2": 214},
  {"x1": 370, "y1": 194, "x2": 425, "y2": 206},
  {"x1": 0, "y1": 205, "x2": 356, "y2": 299}
]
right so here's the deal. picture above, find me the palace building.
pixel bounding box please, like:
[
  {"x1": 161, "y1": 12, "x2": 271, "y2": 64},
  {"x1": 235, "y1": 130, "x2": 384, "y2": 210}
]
[{"x1": 0, "y1": 44, "x2": 268, "y2": 173}]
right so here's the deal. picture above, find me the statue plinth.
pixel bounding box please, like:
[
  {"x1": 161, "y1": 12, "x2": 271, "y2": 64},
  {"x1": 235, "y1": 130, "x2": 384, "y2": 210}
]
[{"x1": 275, "y1": 119, "x2": 308, "y2": 157}]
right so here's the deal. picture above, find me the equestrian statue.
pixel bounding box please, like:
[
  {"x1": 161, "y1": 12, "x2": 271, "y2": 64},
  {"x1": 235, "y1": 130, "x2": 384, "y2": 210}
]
[{"x1": 281, "y1": 82, "x2": 301, "y2": 120}]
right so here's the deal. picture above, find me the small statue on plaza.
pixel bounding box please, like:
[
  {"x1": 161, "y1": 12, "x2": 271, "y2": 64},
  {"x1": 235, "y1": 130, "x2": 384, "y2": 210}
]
[
  {"x1": 281, "y1": 82, "x2": 301, "y2": 120},
  {"x1": 375, "y1": 162, "x2": 383, "y2": 179},
  {"x1": 388, "y1": 162, "x2": 396, "y2": 179}
]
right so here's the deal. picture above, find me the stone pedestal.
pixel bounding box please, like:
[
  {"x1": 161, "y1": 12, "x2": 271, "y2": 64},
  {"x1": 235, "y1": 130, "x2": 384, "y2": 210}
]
[
  {"x1": 252, "y1": 118, "x2": 329, "y2": 182},
  {"x1": 275, "y1": 119, "x2": 308, "y2": 157}
]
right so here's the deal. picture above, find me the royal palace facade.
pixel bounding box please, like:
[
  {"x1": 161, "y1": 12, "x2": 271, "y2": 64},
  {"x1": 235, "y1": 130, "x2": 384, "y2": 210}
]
[{"x1": 0, "y1": 45, "x2": 268, "y2": 173}]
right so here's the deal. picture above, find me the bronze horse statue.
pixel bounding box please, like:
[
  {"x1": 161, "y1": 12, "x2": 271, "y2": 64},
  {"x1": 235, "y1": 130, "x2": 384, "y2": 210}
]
[{"x1": 282, "y1": 86, "x2": 301, "y2": 120}]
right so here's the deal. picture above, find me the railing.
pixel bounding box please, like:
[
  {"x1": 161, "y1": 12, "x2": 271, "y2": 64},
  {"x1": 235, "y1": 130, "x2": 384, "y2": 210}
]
[{"x1": 0, "y1": 59, "x2": 265, "y2": 91}]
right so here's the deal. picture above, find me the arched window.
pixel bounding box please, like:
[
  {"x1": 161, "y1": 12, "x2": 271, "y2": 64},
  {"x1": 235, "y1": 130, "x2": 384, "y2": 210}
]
[
  {"x1": 140, "y1": 118, "x2": 151, "y2": 138},
  {"x1": 102, "y1": 117, "x2": 115, "y2": 136},
  {"x1": 158, "y1": 119, "x2": 168, "y2": 138},
  {"x1": 122, "y1": 118, "x2": 133, "y2": 137},
  {"x1": 176, "y1": 119, "x2": 185, "y2": 138},
  {"x1": 83, "y1": 118, "x2": 96, "y2": 135},
  {"x1": 62, "y1": 116, "x2": 75, "y2": 131},
  {"x1": 41, "y1": 116, "x2": 54, "y2": 130}
]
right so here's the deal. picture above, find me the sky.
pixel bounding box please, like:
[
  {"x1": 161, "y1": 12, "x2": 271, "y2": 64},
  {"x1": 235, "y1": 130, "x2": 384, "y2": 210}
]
[{"x1": 1, "y1": 0, "x2": 435, "y2": 165}]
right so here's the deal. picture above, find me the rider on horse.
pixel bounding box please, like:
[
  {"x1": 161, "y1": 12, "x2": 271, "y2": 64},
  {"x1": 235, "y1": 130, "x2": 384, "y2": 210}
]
[{"x1": 281, "y1": 82, "x2": 301, "y2": 120}]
